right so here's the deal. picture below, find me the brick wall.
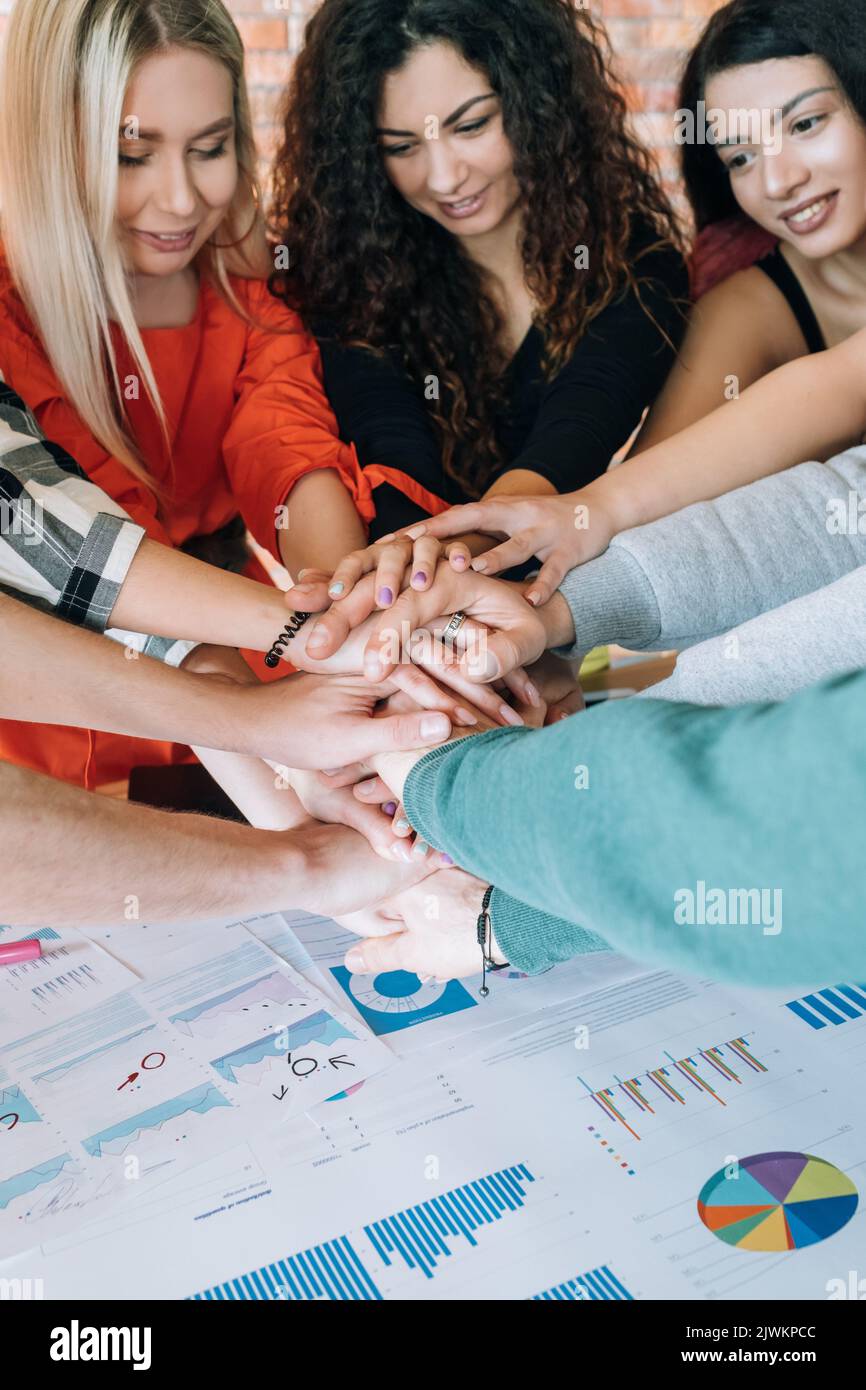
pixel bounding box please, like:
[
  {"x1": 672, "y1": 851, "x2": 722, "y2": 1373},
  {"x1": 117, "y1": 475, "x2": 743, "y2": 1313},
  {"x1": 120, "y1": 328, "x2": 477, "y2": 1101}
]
[
  {"x1": 0, "y1": 0, "x2": 730, "y2": 203},
  {"x1": 223, "y1": 0, "x2": 731, "y2": 204}
]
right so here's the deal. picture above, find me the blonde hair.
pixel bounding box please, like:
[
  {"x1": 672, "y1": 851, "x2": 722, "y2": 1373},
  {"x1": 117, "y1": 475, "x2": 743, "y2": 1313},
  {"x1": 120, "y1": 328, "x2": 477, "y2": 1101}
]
[{"x1": 0, "y1": 0, "x2": 269, "y2": 485}]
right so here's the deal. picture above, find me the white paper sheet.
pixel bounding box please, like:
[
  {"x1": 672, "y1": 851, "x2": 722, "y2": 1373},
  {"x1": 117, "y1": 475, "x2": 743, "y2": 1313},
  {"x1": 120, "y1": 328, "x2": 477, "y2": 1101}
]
[
  {"x1": 5, "y1": 967, "x2": 862, "y2": 1301},
  {"x1": 0, "y1": 925, "x2": 138, "y2": 1032},
  {"x1": 0, "y1": 932, "x2": 391, "y2": 1259}
]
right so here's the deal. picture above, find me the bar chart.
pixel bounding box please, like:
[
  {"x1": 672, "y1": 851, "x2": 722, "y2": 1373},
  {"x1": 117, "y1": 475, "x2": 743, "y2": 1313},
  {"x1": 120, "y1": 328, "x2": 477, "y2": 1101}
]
[
  {"x1": 579, "y1": 1034, "x2": 768, "y2": 1149},
  {"x1": 190, "y1": 1162, "x2": 537, "y2": 1300},
  {"x1": 532, "y1": 1263, "x2": 633, "y2": 1301},
  {"x1": 785, "y1": 984, "x2": 866, "y2": 1031}
]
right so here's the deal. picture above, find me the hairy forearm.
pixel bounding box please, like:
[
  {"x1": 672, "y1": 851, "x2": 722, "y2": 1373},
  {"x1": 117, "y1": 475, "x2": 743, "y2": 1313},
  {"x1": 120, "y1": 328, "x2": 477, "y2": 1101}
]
[
  {"x1": 590, "y1": 340, "x2": 866, "y2": 535},
  {"x1": 0, "y1": 760, "x2": 308, "y2": 927},
  {"x1": 277, "y1": 470, "x2": 367, "y2": 578}
]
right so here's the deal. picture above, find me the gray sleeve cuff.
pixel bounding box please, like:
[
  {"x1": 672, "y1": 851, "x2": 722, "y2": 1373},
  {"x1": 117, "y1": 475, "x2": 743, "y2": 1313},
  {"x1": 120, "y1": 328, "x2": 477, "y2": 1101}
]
[{"x1": 552, "y1": 544, "x2": 662, "y2": 660}]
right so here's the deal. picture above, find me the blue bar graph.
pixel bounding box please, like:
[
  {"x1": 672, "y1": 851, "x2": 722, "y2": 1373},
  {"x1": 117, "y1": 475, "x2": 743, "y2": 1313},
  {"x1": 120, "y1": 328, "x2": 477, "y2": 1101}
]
[
  {"x1": 190, "y1": 1163, "x2": 536, "y2": 1300},
  {"x1": 785, "y1": 983, "x2": 866, "y2": 1030},
  {"x1": 532, "y1": 1263, "x2": 633, "y2": 1301},
  {"x1": 364, "y1": 1163, "x2": 534, "y2": 1279}
]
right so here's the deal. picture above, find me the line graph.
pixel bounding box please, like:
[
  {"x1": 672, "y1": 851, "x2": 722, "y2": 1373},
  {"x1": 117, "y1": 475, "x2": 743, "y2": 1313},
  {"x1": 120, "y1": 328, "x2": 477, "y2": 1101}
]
[
  {"x1": 82, "y1": 1083, "x2": 232, "y2": 1158},
  {"x1": 169, "y1": 971, "x2": 312, "y2": 1041}
]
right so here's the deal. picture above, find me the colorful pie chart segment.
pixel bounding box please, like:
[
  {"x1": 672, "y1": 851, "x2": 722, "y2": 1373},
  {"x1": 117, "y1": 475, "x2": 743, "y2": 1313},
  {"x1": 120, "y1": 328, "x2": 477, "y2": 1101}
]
[{"x1": 697, "y1": 1151, "x2": 857, "y2": 1251}]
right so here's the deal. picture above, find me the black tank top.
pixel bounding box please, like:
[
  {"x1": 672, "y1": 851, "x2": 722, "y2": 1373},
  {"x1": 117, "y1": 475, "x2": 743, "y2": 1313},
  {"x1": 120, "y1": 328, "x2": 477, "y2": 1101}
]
[{"x1": 756, "y1": 246, "x2": 826, "y2": 353}]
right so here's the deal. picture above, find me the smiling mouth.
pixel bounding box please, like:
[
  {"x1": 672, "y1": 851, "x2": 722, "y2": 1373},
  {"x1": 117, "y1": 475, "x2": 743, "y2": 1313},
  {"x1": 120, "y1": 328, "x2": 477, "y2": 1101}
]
[
  {"x1": 781, "y1": 193, "x2": 837, "y2": 226},
  {"x1": 438, "y1": 187, "x2": 489, "y2": 214},
  {"x1": 132, "y1": 228, "x2": 197, "y2": 242}
]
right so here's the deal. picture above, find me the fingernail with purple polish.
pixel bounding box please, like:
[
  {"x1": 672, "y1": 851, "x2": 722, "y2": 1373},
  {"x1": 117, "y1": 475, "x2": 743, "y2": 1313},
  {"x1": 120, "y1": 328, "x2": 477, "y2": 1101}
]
[
  {"x1": 383, "y1": 800, "x2": 397, "y2": 816},
  {"x1": 411, "y1": 572, "x2": 427, "y2": 588},
  {"x1": 378, "y1": 586, "x2": 394, "y2": 606}
]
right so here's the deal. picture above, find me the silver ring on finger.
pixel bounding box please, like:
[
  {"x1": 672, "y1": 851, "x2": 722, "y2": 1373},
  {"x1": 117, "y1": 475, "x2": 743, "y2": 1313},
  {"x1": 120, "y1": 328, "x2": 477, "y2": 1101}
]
[{"x1": 441, "y1": 611, "x2": 468, "y2": 649}]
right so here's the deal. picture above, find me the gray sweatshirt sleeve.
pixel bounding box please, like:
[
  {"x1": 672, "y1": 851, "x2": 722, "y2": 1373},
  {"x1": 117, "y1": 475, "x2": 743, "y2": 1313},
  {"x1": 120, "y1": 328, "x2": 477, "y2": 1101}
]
[
  {"x1": 555, "y1": 445, "x2": 866, "y2": 658},
  {"x1": 643, "y1": 563, "x2": 866, "y2": 707}
]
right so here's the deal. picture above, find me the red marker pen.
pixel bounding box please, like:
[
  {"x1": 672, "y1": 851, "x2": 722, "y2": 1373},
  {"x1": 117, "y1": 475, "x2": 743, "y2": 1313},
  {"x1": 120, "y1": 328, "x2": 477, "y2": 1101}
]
[{"x1": 0, "y1": 939, "x2": 43, "y2": 966}]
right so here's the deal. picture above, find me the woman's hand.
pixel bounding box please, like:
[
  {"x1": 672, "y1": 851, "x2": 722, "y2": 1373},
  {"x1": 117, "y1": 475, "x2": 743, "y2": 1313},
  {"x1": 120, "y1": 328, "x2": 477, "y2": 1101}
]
[
  {"x1": 288, "y1": 577, "x2": 522, "y2": 727},
  {"x1": 345, "y1": 686, "x2": 498, "y2": 854},
  {"x1": 314, "y1": 528, "x2": 495, "y2": 608},
  {"x1": 289, "y1": 568, "x2": 556, "y2": 690},
  {"x1": 276, "y1": 765, "x2": 450, "y2": 864},
  {"x1": 524, "y1": 651, "x2": 586, "y2": 723},
  {"x1": 338, "y1": 869, "x2": 508, "y2": 981},
  {"x1": 397, "y1": 484, "x2": 619, "y2": 606}
]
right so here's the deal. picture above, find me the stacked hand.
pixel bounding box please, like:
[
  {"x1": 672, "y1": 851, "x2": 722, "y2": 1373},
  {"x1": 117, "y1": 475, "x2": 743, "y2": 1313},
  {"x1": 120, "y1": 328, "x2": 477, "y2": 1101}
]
[
  {"x1": 395, "y1": 484, "x2": 619, "y2": 606},
  {"x1": 287, "y1": 560, "x2": 583, "y2": 721},
  {"x1": 217, "y1": 492, "x2": 602, "y2": 974},
  {"x1": 336, "y1": 868, "x2": 508, "y2": 982}
]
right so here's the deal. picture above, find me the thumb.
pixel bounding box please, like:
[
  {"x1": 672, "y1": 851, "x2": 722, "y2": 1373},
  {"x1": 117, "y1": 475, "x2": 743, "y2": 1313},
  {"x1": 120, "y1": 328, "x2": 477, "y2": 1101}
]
[
  {"x1": 364, "y1": 708, "x2": 452, "y2": 755},
  {"x1": 345, "y1": 931, "x2": 412, "y2": 974},
  {"x1": 462, "y1": 628, "x2": 540, "y2": 683},
  {"x1": 524, "y1": 555, "x2": 571, "y2": 608},
  {"x1": 284, "y1": 579, "x2": 332, "y2": 613}
]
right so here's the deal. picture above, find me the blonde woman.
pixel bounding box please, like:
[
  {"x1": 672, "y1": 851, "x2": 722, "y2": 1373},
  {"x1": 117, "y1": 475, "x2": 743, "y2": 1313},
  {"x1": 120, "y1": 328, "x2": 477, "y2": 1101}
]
[{"x1": 0, "y1": 0, "x2": 361, "y2": 790}]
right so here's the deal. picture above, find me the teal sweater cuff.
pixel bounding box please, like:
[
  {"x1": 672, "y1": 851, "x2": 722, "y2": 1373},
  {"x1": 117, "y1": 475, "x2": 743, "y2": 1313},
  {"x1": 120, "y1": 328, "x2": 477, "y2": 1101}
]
[
  {"x1": 488, "y1": 887, "x2": 610, "y2": 974},
  {"x1": 404, "y1": 730, "x2": 610, "y2": 974}
]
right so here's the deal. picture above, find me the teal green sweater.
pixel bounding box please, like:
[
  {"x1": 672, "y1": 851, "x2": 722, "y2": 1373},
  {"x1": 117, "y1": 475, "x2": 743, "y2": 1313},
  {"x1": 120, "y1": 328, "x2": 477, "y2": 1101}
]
[{"x1": 403, "y1": 668, "x2": 865, "y2": 987}]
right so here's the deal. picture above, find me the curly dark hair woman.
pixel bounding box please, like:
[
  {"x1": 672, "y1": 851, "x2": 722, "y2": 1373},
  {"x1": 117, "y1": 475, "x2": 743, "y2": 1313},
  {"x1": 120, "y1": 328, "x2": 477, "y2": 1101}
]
[{"x1": 267, "y1": 0, "x2": 689, "y2": 607}]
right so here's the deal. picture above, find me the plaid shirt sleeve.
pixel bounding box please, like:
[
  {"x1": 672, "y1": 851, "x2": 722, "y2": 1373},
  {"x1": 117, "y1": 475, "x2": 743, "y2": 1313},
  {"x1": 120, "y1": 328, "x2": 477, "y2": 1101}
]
[{"x1": 0, "y1": 376, "x2": 196, "y2": 666}]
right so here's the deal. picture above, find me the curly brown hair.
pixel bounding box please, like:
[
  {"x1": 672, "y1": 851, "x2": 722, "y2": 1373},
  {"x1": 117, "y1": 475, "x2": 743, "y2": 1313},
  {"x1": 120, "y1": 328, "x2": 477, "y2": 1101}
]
[{"x1": 269, "y1": 0, "x2": 685, "y2": 497}]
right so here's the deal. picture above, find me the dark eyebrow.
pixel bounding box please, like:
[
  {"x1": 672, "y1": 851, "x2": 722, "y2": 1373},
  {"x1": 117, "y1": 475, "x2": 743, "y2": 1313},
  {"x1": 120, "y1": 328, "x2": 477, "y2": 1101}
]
[
  {"x1": 376, "y1": 92, "x2": 496, "y2": 138},
  {"x1": 780, "y1": 85, "x2": 836, "y2": 119},
  {"x1": 717, "y1": 87, "x2": 836, "y2": 146},
  {"x1": 119, "y1": 116, "x2": 234, "y2": 143}
]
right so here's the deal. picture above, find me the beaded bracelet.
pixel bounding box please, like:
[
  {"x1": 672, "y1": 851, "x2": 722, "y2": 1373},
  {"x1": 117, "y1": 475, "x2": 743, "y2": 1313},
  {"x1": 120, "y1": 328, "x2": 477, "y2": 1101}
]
[
  {"x1": 476, "y1": 884, "x2": 509, "y2": 997},
  {"x1": 264, "y1": 611, "x2": 311, "y2": 668}
]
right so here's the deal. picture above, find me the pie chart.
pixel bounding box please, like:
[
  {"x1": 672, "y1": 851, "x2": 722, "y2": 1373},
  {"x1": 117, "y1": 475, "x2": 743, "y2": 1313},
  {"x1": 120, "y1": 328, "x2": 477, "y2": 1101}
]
[{"x1": 697, "y1": 1151, "x2": 858, "y2": 1251}]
